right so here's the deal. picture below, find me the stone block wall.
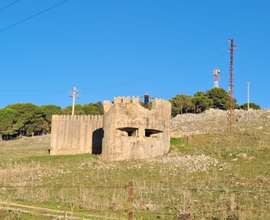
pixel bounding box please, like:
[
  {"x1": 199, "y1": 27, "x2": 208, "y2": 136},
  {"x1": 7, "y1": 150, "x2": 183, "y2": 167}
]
[{"x1": 50, "y1": 115, "x2": 103, "y2": 155}]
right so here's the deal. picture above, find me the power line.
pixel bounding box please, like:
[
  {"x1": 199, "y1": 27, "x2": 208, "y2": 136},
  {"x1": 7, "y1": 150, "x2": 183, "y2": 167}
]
[
  {"x1": 0, "y1": 0, "x2": 68, "y2": 34},
  {"x1": 0, "y1": 0, "x2": 20, "y2": 13},
  {"x1": 83, "y1": 52, "x2": 228, "y2": 92}
]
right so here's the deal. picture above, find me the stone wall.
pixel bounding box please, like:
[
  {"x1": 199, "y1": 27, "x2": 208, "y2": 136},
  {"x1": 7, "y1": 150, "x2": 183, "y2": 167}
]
[
  {"x1": 171, "y1": 108, "x2": 270, "y2": 137},
  {"x1": 50, "y1": 115, "x2": 103, "y2": 155}
]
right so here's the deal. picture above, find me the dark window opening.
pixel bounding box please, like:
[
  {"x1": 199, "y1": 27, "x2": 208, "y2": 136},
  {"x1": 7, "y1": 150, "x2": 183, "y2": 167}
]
[
  {"x1": 118, "y1": 127, "x2": 138, "y2": 136},
  {"x1": 145, "y1": 129, "x2": 163, "y2": 137}
]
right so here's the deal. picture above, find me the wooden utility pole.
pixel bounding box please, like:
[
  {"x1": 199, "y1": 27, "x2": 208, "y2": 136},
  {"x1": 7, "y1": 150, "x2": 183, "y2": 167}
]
[
  {"x1": 69, "y1": 87, "x2": 79, "y2": 115},
  {"x1": 228, "y1": 39, "x2": 236, "y2": 132}
]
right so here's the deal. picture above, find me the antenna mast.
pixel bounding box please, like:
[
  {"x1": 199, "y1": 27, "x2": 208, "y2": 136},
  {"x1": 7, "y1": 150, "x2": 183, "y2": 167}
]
[
  {"x1": 213, "y1": 68, "x2": 221, "y2": 88},
  {"x1": 228, "y1": 39, "x2": 236, "y2": 132}
]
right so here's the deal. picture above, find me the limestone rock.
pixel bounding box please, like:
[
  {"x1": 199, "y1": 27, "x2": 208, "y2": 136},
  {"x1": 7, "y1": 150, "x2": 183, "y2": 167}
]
[{"x1": 236, "y1": 153, "x2": 247, "y2": 158}]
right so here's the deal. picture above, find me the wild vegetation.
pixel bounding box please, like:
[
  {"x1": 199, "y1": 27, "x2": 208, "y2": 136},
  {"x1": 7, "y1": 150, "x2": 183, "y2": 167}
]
[{"x1": 0, "y1": 113, "x2": 269, "y2": 219}]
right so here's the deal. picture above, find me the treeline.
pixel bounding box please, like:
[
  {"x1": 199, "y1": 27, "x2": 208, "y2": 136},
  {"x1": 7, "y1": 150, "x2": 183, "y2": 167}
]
[
  {"x1": 170, "y1": 87, "x2": 261, "y2": 116},
  {"x1": 0, "y1": 88, "x2": 261, "y2": 141},
  {"x1": 0, "y1": 102, "x2": 103, "y2": 141}
]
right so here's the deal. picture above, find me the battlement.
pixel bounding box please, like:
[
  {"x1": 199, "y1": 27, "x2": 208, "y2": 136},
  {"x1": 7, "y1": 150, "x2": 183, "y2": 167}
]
[
  {"x1": 104, "y1": 96, "x2": 170, "y2": 113},
  {"x1": 52, "y1": 115, "x2": 103, "y2": 121},
  {"x1": 114, "y1": 96, "x2": 131, "y2": 104},
  {"x1": 152, "y1": 98, "x2": 171, "y2": 109}
]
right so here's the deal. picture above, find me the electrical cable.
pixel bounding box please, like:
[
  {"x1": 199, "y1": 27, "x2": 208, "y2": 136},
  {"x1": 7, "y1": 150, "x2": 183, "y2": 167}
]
[
  {"x1": 0, "y1": 0, "x2": 68, "y2": 33},
  {"x1": 0, "y1": 0, "x2": 20, "y2": 13},
  {"x1": 0, "y1": 47, "x2": 227, "y2": 97},
  {"x1": 82, "y1": 52, "x2": 228, "y2": 93}
]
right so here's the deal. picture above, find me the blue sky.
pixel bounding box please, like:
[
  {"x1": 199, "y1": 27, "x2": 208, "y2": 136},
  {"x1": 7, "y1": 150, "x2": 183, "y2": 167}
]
[{"x1": 0, "y1": 0, "x2": 269, "y2": 109}]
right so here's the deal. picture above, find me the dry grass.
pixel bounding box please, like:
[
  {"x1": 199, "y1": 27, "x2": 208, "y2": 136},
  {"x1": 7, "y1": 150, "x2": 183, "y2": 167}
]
[{"x1": 0, "y1": 119, "x2": 270, "y2": 219}]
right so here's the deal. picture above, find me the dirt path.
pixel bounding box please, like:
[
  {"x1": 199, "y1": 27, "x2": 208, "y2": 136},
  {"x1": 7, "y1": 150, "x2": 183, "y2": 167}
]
[{"x1": 0, "y1": 201, "x2": 122, "y2": 220}]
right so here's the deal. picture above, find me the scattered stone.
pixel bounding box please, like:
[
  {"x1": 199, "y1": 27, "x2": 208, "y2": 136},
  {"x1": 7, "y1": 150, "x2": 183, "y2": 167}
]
[
  {"x1": 148, "y1": 154, "x2": 219, "y2": 172},
  {"x1": 171, "y1": 108, "x2": 270, "y2": 136},
  {"x1": 236, "y1": 153, "x2": 247, "y2": 158},
  {"x1": 249, "y1": 156, "x2": 255, "y2": 160},
  {"x1": 232, "y1": 158, "x2": 238, "y2": 162},
  {"x1": 145, "y1": 204, "x2": 156, "y2": 211}
]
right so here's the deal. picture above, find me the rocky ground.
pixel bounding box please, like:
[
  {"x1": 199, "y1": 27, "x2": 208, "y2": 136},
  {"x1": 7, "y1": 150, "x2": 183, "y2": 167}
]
[{"x1": 171, "y1": 108, "x2": 270, "y2": 137}]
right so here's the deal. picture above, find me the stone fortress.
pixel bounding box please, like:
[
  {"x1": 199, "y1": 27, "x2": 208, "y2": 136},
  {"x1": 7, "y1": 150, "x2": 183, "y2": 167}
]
[{"x1": 50, "y1": 96, "x2": 171, "y2": 160}]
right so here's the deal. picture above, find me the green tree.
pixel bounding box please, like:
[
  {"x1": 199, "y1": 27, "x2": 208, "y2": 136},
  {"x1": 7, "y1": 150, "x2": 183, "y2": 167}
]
[
  {"x1": 82, "y1": 104, "x2": 99, "y2": 115},
  {"x1": 206, "y1": 88, "x2": 229, "y2": 109},
  {"x1": 41, "y1": 104, "x2": 62, "y2": 123},
  {"x1": 82, "y1": 101, "x2": 104, "y2": 115},
  {"x1": 192, "y1": 91, "x2": 213, "y2": 113},
  {"x1": 240, "y1": 103, "x2": 261, "y2": 110},
  {"x1": 92, "y1": 101, "x2": 104, "y2": 115},
  {"x1": 6, "y1": 103, "x2": 47, "y2": 136},
  {"x1": 194, "y1": 91, "x2": 205, "y2": 97},
  {"x1": 61, "y1": 107, "x2": 71, "y2": 115},
  {"x1": 170, "y1": 94, "x2": 192, "y2": 116},
  {"x1": 64, "y1": 104, "x2": 85, "y2": 115},
  {"x1": 234, "y1": 103, "x2": 240, "y2": 109},
  {"x1": 0, "y1": 108, "x2": 18, "y2": 141}
]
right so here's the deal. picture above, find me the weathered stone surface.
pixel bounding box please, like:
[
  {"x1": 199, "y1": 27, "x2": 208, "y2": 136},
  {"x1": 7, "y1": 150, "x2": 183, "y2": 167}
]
[
  {"x1": 50, "y1": 115, "x2": 103, "y2": 155},
  {"x1": 102, "y1": 97, "x2": 171, "y2": 161}
]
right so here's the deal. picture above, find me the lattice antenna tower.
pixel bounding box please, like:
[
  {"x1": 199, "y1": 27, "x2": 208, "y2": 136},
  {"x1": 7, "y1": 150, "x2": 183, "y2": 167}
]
[
  {"x1": 213, "y1": 68, "x2": 221, "y2": 88},
  {"x1": 228, "y1": 39, "x2": 236, "y2": 132}
]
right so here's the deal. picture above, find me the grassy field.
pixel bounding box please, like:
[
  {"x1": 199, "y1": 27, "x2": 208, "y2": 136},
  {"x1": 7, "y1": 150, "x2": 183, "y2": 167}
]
[{"x1": 0, "y1": 120, "x2": 270, "y2": 219}]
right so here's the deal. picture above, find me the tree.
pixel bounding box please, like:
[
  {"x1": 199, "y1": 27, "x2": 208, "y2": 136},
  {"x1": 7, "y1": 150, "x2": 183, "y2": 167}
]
[
  {"x1": 0, "y1": 108, "x2": 18, "y2": 141},
  {"x1": 193, "y1": 91, "x2": 205, "y2": 97},
  {"x1": 41, "y1": 104, "x2": 62, "y2": 123},
  {"x1": 206, "y1": 88, "x2": 229, "y2": 109},
  {"x1": 61, "y1": 107, "x2": 71, "y2": 115},
  {"x1": 82, "y1": 101, "x2": 104, "y2": 115},
  {"x1": 64, "y1": 104, "x2": 85, "y2": 115},
  {"x1": 6, "y1": 103, "x2": 47, "y2": 136},
  {"x1": 240, "y1": 103, "x2": 261, "y2": 110},
  {"x1": 82, "y1": 104, "x2": 99, "y2": 115},
  {"x1": 170, "y1": 94, "x2": 192, "y2": 116},
  {"x1": 234, "y1": 103, "x2": 240, "y2": 109},
  {"x1": 192, "y1": 91, "x2": 213, "y2": 113},
  {"x1": 93, "y1": 101, "x2": 104, "y2": 115}
]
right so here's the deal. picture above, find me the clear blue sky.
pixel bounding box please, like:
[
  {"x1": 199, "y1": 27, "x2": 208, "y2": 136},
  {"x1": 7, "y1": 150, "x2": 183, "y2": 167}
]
[{"x1": 0, "y1": 0, "x2": 269, "y2": 109}]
